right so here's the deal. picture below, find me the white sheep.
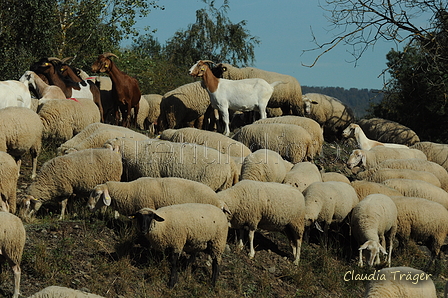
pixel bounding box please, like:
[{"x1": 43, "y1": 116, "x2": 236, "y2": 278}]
[
  {"x1": 254, "y1": 116, "x2": 324, "y2": 156},
  {"x1": 57, "y1": 122, "x2": 149, "y2": 155},
  {"x1": 346, "y1": 146, "x2": 427, "y2": 169},
  {"x1": 104, "y1": 137, "x2": 238, "y2": 190},
  {"x1": 142, "y1": 93, "x2": 162, "y2": 134},
  {"x1": 211, "y1": 63, "x2": 304, "y2": 116},
  {"x1": 302, "y1": 93, "x2": 355, "y2": 140},
  {"x1": 342, "y1": 123, "x2": 409, "y2": 150},
  {"x1": 0, "y1": 106, "x2": 43, "y2": 179},
  {"x1": 0, "y1": 151, "x2": 19, "y2": 213},
  {"x1": 391, "y1": 196, "x2": 448, "y2": 268},
  {"x1": 240, "y1": 149, "x2": 293, "y2": 183},
  {"x1": 321, "y1": 172, "x2": 351, "y2": 184},
  {"x1": 382, "y1": 178, "x2": 448, "y2": 209},
  {"x1": 189, "y1": 60, "x2": 285, "y2": 136},
  {"x1": 217, "y1": 180, "x2": 305, "y2": 265},
  {"x1": 0, "y1": 79, "x2": 32, "y2": 110},
  {"x1": 358, "y1": 118, "x2": 420, "y2": 146},
  {"x1": 88, "y1": 177, "x2": 223, "y2": 215},
  {"x1": 411, "y1": 141, "x2": 448, "y2": 172},
  {"x1": 160, "y1": 127, "x2": 252, "y2": 159},
  {"x1": 27, "y1": 286, "x2": 105, "y2": 298},
  {"x1": 356, "y1": 168, "x2": 441, "y2": 188},
  {"x1": 233, "y1": 123, "x2": 314, "y2": 163},
  {"x1": 0, "y1": 211, "x2": 26, "y2": 298},
  {"x1": 283, "y1": 161, "x2": 322, "y2": 192},
  {"x1": 363, "y1": 266, "x2": 437, "y2": 298},
  {"x1": 21, "y1": 147, "x2": 123, "y2": 220},
  {"x1": 350, "y1": 194, "x2": 397, "y2": 267},
  {"x1": 19, "y1": 70, "x2": 66, "y2": 103},
  {"x1": 131, "y1": 204, "x2": 229, "y2": 288},
  {"x1": 38, "y1": 98, "x2": 101, "y2": 143},
  {"x1": 350, "y1": 180, "x2": 402, "y2": 201}
]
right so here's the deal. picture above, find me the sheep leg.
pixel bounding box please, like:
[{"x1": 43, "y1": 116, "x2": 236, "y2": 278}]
[
  {"x1": 30, "y1": 147, "x2": 39, "y2": 180},
  {"x1": 248, "y1": 229, "x2": 256, "y2": 259},
  {"x1": 358, "y1": 247, "x2": 364, "y2": 267},
  {"x1": 8, "y1": 261, "x2": 21, "y2": 298},
  {"x1": 211, "y1": 257, "x2": 219, "y2": 287},
  {"x1": 168, "y1": 251, "x2": 180, "y2": 288},
  {"x1": 237, "y1": 229, "x2": 245, "y2": 250},
  {"x1": 59, "y1": 197, "x2": 69, "y2": 220},
  {"x1": 15, "y1": 159, "x2": 21, "y2": 178}
]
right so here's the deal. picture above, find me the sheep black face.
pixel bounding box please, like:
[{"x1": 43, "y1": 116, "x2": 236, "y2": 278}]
[{"x1": 130, "y1": 209, "x2": 165, "y2": 235}]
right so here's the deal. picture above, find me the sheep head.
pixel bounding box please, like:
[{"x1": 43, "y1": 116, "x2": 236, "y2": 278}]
[
  {"x1": 302, "y1": 95, "x2": 319, "y2": 115},
  {"x1": 346, "y1": 149, "x2": 365, "y2": 169},
  {"x1": 129, "y1": 208, "x2": 164, "y2": 234},
  {"x1": 91, "y1": 53, "x2": 118, "y2": 73},
  {"x1": 359, "y1": 240, "x2": 387, "y2": 267},
  {"x1": 88, "y1": 184, "x2": 111, "y2": 210}
]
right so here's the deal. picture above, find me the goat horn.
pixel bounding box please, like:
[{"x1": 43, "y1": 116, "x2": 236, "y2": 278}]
[
  {"x1": 201, "y1": 60, "x2": 215, "y2": 65},
  {"x1": 62, "y1": 57, "x2": 74, "y2": 63},
  {"x1": 103, "y1": 52, "x2": 119, "y2": 59},
  {"x1": 47, "y1": 57, "x2": 63, "y2": 62}
]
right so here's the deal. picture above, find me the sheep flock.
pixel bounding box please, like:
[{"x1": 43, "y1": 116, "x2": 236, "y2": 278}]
[{"x1": 0, "y1": 57, "x2": 447, "y2": 297}]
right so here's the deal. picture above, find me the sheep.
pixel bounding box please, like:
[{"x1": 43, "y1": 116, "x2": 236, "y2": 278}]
[
  {"x1": 253, "y1": 115, "x2": 324, "y2": 156},
  {"x1": 240, "y1": 149, "x2": 293, "y2": 182},
  {"x1": 357, "y1": 118, "x2": 420, "y2": 146},
  {"x1": 88, "y1": 177, "x2": 223, "y2": 216},
  {"x1": 233, "y1": 123, "x2": 314, "y2": 163},
  {"x1": 0, "y1": 212, "x2": 26, "y2": 298},
  {"x1": 160, "y1": 127, "x2": 252, "y2": 160},
  {"x1": 57, "y1": 122, "x2": 149, "y2": 155},
  {"x1": 350, "y1": 194, "x2": 397, "y2": 267},
  {"x1": 0, "y1": 106, "x2": 43, "y2": 179},
  {"x1": 211, "y1": 63, "x2": 304, "y2": 116},
  {"x1": 356, "y1": 168, "x2": 441, "y2": 188},
  {"x1": 0, "y1": 79, "x2": 32, "y2": 110},
  {"x1": 346, "y1": 146, "x2": 427, "y2": 169},
  {"x1": 411, "y1": 141, "x2": 448, "y2": 172},
  {"x1": 0, "y1": 151, "x2": 19, "y2": 213},
  {"x1": 27, "y1": 286, "x2": 105, "y2": 298},
  {"x1": 104, "y1": 137, "x2": 238, "y2": 190},
  {"x1": 390, "y1": 196, "x2": 448, "y2": 269},
  {"x1": 302, "y1": 93, "x2": 355, "y2": 140},
  {"x1": 321, "y1": 172, "x2": 351, "y2": 184},
  {"x1": 189, "y1": 60, "x2": 285, "y2": 136},
  {"x1": 351, "y1": 180, "x2": 402, "y2": 201},
  {"x1": 382, "y1": 178, "x2": 448, "y2": 209},
  {"x1": 141, "y1": 94, "x2": 162, "y2": 134},
  {"x1": 21, "y1": 147, "x2": 123, "y2": 220},
  {"x1": 342, "y1": 123, "x2": 409, "y2": 150},
  {"x1": 157, "y1": 81, "x2": 211, "y2": 132},
  {"x1": 376, "y1": 158, "x2": 448, "y2": 191},
  {"x1": 217, "y1": 180, "x2": 305, "y2": 265},
  {"x1": 363, "y1": 266, "x2": 437, "y2": 298},
  {"x1": 38, "y1": 97, "x2": 101, "y2": 143},
  {"x1": 283, "y1": 161, "x2": 322, "y2": 192},
  {"x1": 131, "y1": 204, "x2": 229, "y2": 288},
  {"x1": 19, "y1": 70, "x2": 66, "y2": 103}
]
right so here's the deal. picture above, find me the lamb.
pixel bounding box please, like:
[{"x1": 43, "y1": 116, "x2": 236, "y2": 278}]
[
  {"x1": 0, "y1": 79, "x2": 32, "y2": 110},
  {"x1": 358, "y1": 118, "x2": 420, "y2": 146},
  {"x1": 321, "y1": 172, "x2": 351, "y2": 184},
  {"x1": 131, "y1": 204, "x2": 229, "y2": 288},
  {"x1": 254, "y1": 115, "x2": 324, "y2": 156},
  {"x1": 346, "y1": 146, "x2": 427, "y2": 169},
  {"x1": 27, "y1": 286, "x2": 105, "y2": 298},
  {"x1": 356, "y1": 168, "x2": 441, "y2": 188},
  {"x1": 350, "y1": 180, "x2": 402, "y2": 201},
  {"x1": 38, "y1": 98, "x2": 101, "y2": 143},
  {"x1": 240, "y1": 149, "x2": 293, "y2": 182},
  {"x1": 411, "y1": 141, "x2": 448, "y2": 172},
  {"x1": 363, "y1": 266, "x2": 437, "y2": 298},
  {"x1": 0, "y1": 151, "x2": 19, "y2": 213},
  {"x1": 160, "y1": 127, "x2": 252, "y2": 159},
  {"x1": 57, "y1": 122, "x2": 149, "y2": 155},
  {"x1": 350, "y1": 194, "x2": 398, "y2": 267},
  {"x1": 88, "y1": 177, "x2": 223, "y2": 216},
  {"x1": 217, "y1": 180, "x2": 305, "y2": 265},
  {"x1": 0, "y1": 212, "x2": 26, "y2": 298},
  {"x1": 390, "y1": 196, "x2": 448, "y2": 269},
  {"x1": 104, "y1": 137, "x2": 238, "y2": 190},
  {"x1": 302, "y1": 93, "x2": 355, "y2": 140},
  {"x1": 342, "y1": 123, "x2": 409, "y2": 150},
  {"x1": 233, "y1": 123, "x2": 314, "y2": 163},
  {"x1": 382, "y1": 178, "x2": 448, "y2": 209},
  {"x1": 21, "y1": 147, "x2": 123, "y2": 220},
  {"x1": 283, "y1": 161, "x2": 322, "y2": 192},
  {"x1": 0, "y1": 106, "x2": 43, "y2": 179}
]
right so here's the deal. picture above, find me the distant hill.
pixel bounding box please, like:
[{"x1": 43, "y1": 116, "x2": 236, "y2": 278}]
[{"x1": 302, "y1": 86, "x2": 383, "y2": 119}]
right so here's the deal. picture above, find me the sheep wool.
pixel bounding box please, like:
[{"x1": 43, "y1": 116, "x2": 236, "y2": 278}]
[
  {"x1": 240, "y1": 149, "x2": 293, "y2": 183},
  {"x1": 217, "y1": 180, "x2": 305, "y2": 265},
  {"x1": 283, "y1": 161, "x2": 322, "y2": 192},
  {"x1": 0, "y1": 211, "x2": 26, "y2": 298},
  {"x1": 0, "y1": 151, "x2": 19, "y2": 213},
  {"x1": 411, "y1": 141, "x2": 448, "y2": 173},
  {"x1": 351, "y1": 180, "x2": 402, "y2": 201},
  {"x1": 321, "y1": 172, "x2": 351, "y2": 184},
  {"x1": 142, "y1": 94, "x2": 162, "y2": 134},
  {"x1": 28, "y1": 286, "x2": 105, "y2": 298},
  {"x1": 356, "y1": 168, "x2": 441, "y2": 188}
]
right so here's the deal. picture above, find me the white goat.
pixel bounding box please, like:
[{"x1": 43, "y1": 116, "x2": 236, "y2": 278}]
[
  {"x1": 189, "y1": 60, "x2": 285, "y2": 136},
  {"x1": 0, "y1": 80, "x2": 32, "y2": 110},
  {"x1": 342, "y1": 123, "x2": 409, "y2": 150},
  {"x1": 19, "y1": 71, "x2": 66, "y2": 103}
]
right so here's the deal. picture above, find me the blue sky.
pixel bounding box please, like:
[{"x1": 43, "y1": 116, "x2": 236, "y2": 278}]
[{"x1": 126, "y1": 0, "x2": 401, "y2": 90}]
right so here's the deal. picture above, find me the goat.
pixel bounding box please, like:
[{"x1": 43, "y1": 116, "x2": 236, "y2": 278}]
[
  {"x1": 0, "y1": 80, "x2": 32, "y2": 110},
  {"x1": 189, "y1": 60, "x2": 285, "y2": 136},
  {"x1": 19, "y1": 71, "x2": 66, "y2": 104},
  {"x1": 343, "y1": 123, "x2": 409, "y2": 150},
  {"x1": 91, "y1": 52, "x2": 141, "y2": 127}
]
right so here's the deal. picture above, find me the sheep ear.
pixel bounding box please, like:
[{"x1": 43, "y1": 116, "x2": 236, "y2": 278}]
[
  {"x1": 311, "y1": 100, "x2": 318, "y2": 105},
  {"x1": 359, "y1": 241, "x2": 370, "y2": 250},
  {"x1": 361, "y1": 153, "x2": 366, "y2": 166},
  {"x1": 314, "y1": 221, "x2": 324, "y2": 232},
  {"x1": 102, "y1": 189, "x2": 112, "y2": 206},
  {"x1": 154, "y1": 213, "x2": 165, "y2": 222},
  {"x1": 379, "y1": 244, "x2": 387, "y2": 255}
]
